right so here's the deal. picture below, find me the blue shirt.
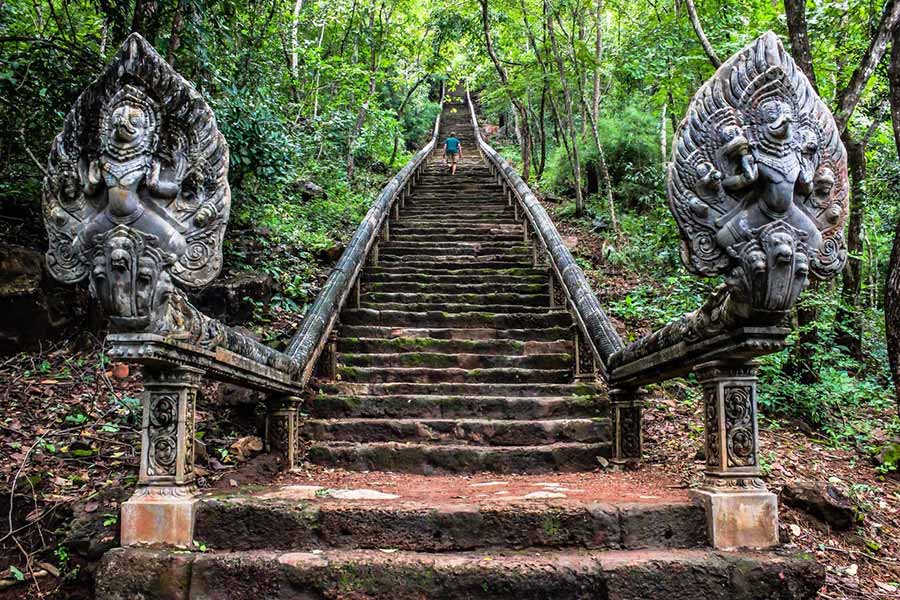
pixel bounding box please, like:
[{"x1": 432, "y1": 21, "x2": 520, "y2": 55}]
[{"x1": 445, "y1": 137, "x2": 460, "y2": 153}]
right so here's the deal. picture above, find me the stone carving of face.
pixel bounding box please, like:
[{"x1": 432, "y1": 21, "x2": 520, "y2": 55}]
[
  {"x1": 760, "y1": 100, "x2": 793, "y2": 140},
  {"x1": 89, "y1": 227, "x2": 174, "y2": 332},
  {"x1": 111, "y1": 104, "x2": 148, "y2": 145}
]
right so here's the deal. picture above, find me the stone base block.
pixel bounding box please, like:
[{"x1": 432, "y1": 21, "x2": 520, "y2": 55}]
[
  {"x1": 121, "y1": 488, "x2": 197, "y2": 547},
  {"x1": 691, "y1": 488, "x2": 778, "y2": 550}
]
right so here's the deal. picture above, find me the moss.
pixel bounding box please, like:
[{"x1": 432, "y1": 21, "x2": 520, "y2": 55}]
[{"x1": 542, "y1": 514, "x2": 562, "y2": 538}]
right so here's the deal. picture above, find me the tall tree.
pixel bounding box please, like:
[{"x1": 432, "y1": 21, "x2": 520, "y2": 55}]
[
  {"x1": 682, "y1": 0, "x2": 720, "y2": 68},
  {"x1": 480, "y1": 0, "x2": 532, "y2": 182},
  {"x1": 884, "y1": 24, "x2": 900, "y2": 408}
]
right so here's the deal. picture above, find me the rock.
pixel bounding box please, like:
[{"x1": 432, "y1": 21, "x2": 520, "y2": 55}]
[
  {"x1": 230, "y1": 436, "x2": 264, "y2": 461},
  {"x1": 292, "y1": 180, "x2": 326, "y2": 202},
  {"x1": 326, "y1": 489, "x2": 399, "y2": 500},
  {"x1": 217, "y1": 383, "x2": 266, "y2": 406},
  {"x1": 0, "y1": 244, "x2": 99, "y2": 352},
  {"x1": 562, "y1": 236, "x2": 578, "y2": 251},
  {"x1": 316, "y1": 242, "x2": 345, "y2": 263},
  {"x1": 694, "y1": 447, "x2": 707, "y2": 462},
  {"x1": 780, "y1": 480, "x2": 856, "y2": 530},
  {"x1": 188, "y1": 271, "x2": 277, "y2": 324},
  {"x1": 872, "y1": 441, "x2": 900, "y2": 476}
]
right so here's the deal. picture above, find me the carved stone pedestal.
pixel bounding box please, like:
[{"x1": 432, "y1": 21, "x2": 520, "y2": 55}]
[
  {"x1": 609, "y1": 388, "x2": 643, "y2": 466},
  {"x1": 121, "y1": 366, "x2": 202, "y2": 547},
  {"x1": 690, "y1": 360, "x2": 778, "y2": 549},
  {"x1": 266, "y1": 396, "x2": 302, "y2": 470}
]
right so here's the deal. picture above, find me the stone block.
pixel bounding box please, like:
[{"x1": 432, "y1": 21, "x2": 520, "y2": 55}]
[
  {"x1": 121, "y1": 489, "x2": 197, "y2": 547},
  {"x1": 691, "y1": 489, "x2": 778, "y2": 550}
]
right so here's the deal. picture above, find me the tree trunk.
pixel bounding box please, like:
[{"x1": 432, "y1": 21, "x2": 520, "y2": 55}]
[
  {"x1": 592, "y1": 0, "x2": 602, "y2": 123},
  {"x1": 783, "y1": 0, "x2": 818, "y2": 91},
  {"x1": 546, "y1": 0, "x2": 584, "y2": 216},
  {"x1": 833, "y1": 0, "x2": 900, "y2": 132},
  {"x1": 537, "y1": 84, "x2": 547, "y2": 177},
  {"x1": 389, "y1": 75, "x2": 428, "y2": 166},
  {"x1": 682, "y1": 0, "x2": 721, "y2": 68},
  {"x1": 291, "y1": 0, "x2": 304, "y2": 79},
  {"x1": 166, "y1": 1, "x2": 185, "y2": 67},
  {"x1": 885, "y1": 23, "x2": 900, "y2": 409},
  {"x1": 659, "y1": 103, "x2": 667, "y2": 165},
  {"x1": 834, "y1": 132, "x2": 866, "y2": 360},
  {"x1": 131, "y1": 0, "x2": 161, "y2": 44},
  {"x1": 347, "y1": 7, "x2": 378, "y2": 180}
]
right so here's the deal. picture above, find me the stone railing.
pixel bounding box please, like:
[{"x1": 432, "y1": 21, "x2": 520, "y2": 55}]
[
  {"x1": 41, "y1": 32, "x2": 442, "y2": 548},
  {"x1": 285, "y1": 89, "x2": 443, "y2": 385}
]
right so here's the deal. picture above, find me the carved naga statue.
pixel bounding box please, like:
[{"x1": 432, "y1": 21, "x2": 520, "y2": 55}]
[
  {"x1": 43, "y1": 33, "x2": 291, "y2": 372},
  {"x1": 610, "y1": 32, "x2": 848, "y2": 371}
]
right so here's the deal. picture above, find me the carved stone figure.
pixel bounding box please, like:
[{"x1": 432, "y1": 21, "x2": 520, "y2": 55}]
[
  {"x1": 669, "y1": 31, "x2": 848, "y2": 321},
  {"x1": 43, "y1": 33, "x2": 292, "y2": 372}
]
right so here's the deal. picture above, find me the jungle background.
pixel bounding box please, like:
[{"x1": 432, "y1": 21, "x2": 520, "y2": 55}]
[{"x1": 1, "y1": 0, "x2": 900, "y2": 597}]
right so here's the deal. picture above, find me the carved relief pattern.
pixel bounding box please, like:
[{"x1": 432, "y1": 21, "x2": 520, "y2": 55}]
[
  {"x1": 724, "y1": 384, "x2": 756, "y2": 468},
  {"x1": 147, "y1": 393, "x2": 178, "y2": 477},
  {"x1": 575, "y1": 331, "x2": 596, "y2": 377},
  {"x1": 618, "y1": 405, "x2": 642, "y2": 459},
  {"x1": 703, "y1": 385, "x2": 721, "y2": 468}
]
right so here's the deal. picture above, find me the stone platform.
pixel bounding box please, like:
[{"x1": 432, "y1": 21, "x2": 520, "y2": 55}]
[{"x1": 97, "y1": 470, "x2": 823, "y2": 599}]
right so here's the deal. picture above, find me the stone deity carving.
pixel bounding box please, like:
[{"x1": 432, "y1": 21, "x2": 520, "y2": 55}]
[{"x1": 43, "y1": 33, "x2": 291, "y2": 372}]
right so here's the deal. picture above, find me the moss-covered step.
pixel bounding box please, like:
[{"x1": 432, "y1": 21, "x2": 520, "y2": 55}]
[
  {"x1": 335, "y1": 366, "x2": 571, "y2": 384},
  {"x1": 316, "y1": 381, "x2": 603, "y2": 398},
  {"x1": 305, "y1": 441, "x2": 609, "y2": 474},
  {"x1": 336, "y1": 336, "x2": 570, "y2": 355},
  {"x1": 302, "y1": 417, "x2": 610, "y2": 446},
  {"x1": 307, "y1": 393, "x2": 602, "y2": 419},
  {"x1": 338, "y1": 351, "x2": 572, "y2": 370}
]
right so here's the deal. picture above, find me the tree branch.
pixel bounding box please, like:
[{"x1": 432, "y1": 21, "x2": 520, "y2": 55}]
[{"x1": 682, "y1": 0, "x2": 721, "y2": 68}]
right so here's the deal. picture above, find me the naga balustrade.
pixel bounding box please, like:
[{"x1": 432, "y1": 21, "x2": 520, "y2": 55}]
[
  {"x1": 468, "y1": 30, "x2": 849, "y2": 550},
  {"x1": 40, "y1": 32, "x2": 443, "y2": 547}
]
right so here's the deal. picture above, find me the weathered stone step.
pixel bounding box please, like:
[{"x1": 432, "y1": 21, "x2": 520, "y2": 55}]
[
  {"x1": 378, "y1": 245, "x2": 529, "y2": 257},
  {"x1": 397, "y1": 215, "x2": 519, "y2": 224},
  {"x1": 392, "y1": 232, "x2": 524, "y2": 243},
  {"x1": 306, "y1": 441, "x2": 608, "y2": 473},
  {"x1": 374, "y1": 259, "x2": 533, "y2": 271},
  {"x1": 317, "y1": 381, "x2": 601, "y2": 398},
  {"x1": 336, "y1": 336, "x2": 569, "y2": 355},
  {"x1": 341, "y1": 309, "x2": 572, "y2": 329},
  {"x1": 335, "y1": 366, "x2": 570, "y2": 384},
  {"x1": 359, "y1": 302, "x2": 550, "y2": 314},
  {"x1": 98, "y1": 547, "x2": 824, "y2": 600},
  {"x1": 192, "y1": 492, "x2": 704, "y2": 552},
  {"x1": 364, "y1": 281, "x2": 547, "y2": 294},
  {"x1": 361, "y1": 291, "x2": 548, "y2": 306},
  {"x1": 364, "y1": 270, "x2": 546, "y2": 283},
  {"x1": 390, "y1": 224, "x2": 522, "y2": 236},
  {"x1": 338, "y1": 325, "x2": 573, "y2": 342},
  {"x1": 308, "y1": 394, "x2": 600, "y2": 419},
  {"x1": 338, "y1": 352, "x2": 571, "y2": 370},
  {"x1": 303, "y1": 417, "x2": 608, "y2": 446},
  {"x1": 400, "y1": 208, "x2": 512, "y2": 217}
]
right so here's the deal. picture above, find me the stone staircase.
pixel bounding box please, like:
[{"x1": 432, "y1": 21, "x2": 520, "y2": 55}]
[
  {"x1": 304, "y1": 101, "x2": 610, "y2": 474},
  {"x1": 95, "y1": 98, "x2": 824, "y2": 600}
]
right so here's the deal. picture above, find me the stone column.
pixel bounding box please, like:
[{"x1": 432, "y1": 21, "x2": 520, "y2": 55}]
[
  {"x1": 266, "y1": 396, "x2": 302, "y2": 471},
  {"x1": 609, "y1": 388, "x2": 643, "y2": 466},
  {"x1": 121, "y1": 366, "x2": 202, "y2": 547},
  {"x1": 690, "y1": 360, "x2": 778, "y2": 549}
]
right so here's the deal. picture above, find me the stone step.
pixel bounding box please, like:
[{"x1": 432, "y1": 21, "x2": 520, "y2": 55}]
[
  {"x1": 363, "y1": 270, "x2": 546, "y2": 283},
  {"x1": 336, "y1": 336, "x2": 570, "y2": 355},
  {"x1": 335, "y1": 366, "x2": 571, "y2": 384},
  {"x1": 378, "y1": 245, "x2": 530, "y2": 257},
  {"x1": 390, "y1": 225, "x2": 523, "y2": 236},
  {"x1": 338, "y1": 325, "x2": 573, "y2": 342},
  {"x1": 366, "y1": 266, "x2": 543, "y2": 278},
  {"x1": 374, "y1": 259, "x2": 534, "y2": 271},
  {"x1": 391, "y1": 232, "x2": 524, "y2": 243},
  {"x1": 98, "y1": 547, "x2": 824, "y2": 600},
  {"x1": 192, "y1": 491, "x2": 704, "y2": 552},
  {"x1": 306, "y1": 441, "x2": 608, "y2": 473},
  {"x1": 317, "y1": 381, "x2": 601, "y2": 398},
  {"x1": 302, "y1": 417, "x2": 609, "y2": 446},
  {"x1": 308, "y1": 394, "x2": 601, "y2": 419},
  {"x1": 363, "y1": 281, "x2": 548, "y2": 294},
  {"x1": 358, "y1": 302, "x2": 550, "y2": 314},
  {"x1": 397, "y1": 218, "x2": 522, "y2": 227},
  {"x1": 341, "y1": 309, "x2": 572, "y2": 329},
  {"x1": 338, "y1": 352, "x2": 571, "y2": 370},
  {"x1": 361, "y1": 291, "x2": 548, "y2": 306}
]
